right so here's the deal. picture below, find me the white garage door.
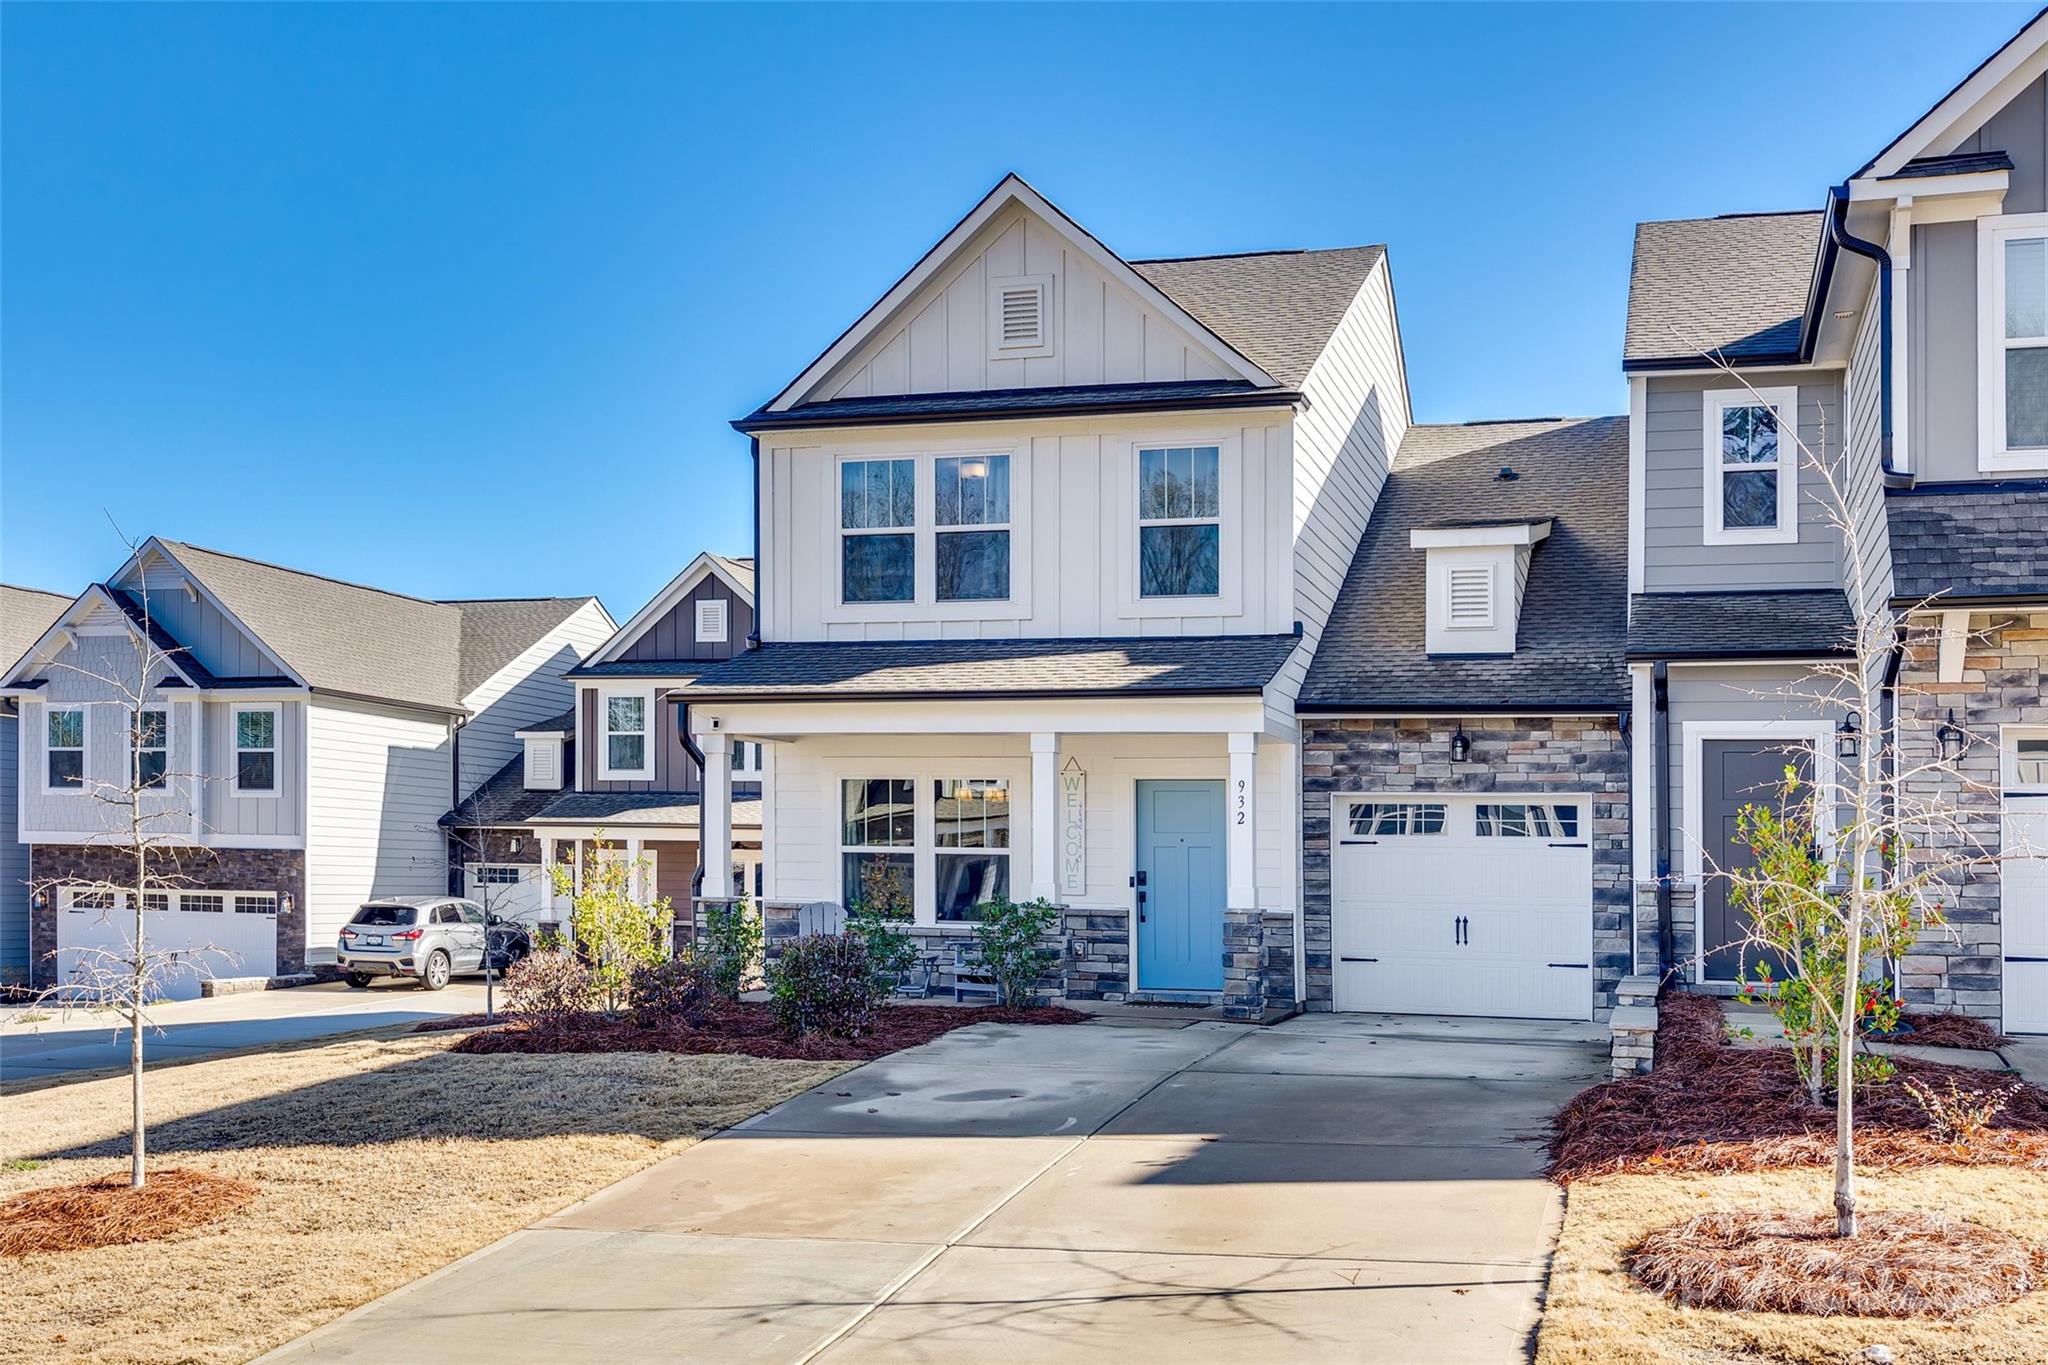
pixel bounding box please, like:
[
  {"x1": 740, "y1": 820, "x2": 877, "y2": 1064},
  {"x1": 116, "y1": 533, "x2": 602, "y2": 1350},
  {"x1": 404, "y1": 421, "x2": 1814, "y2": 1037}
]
[
  {"x1": 2004, "y1": 795, "x2": 2048, "y2": 1034},
  {"x1": 467, "y1": 864, "x2": 547, "y2": 924},
  {"x1": 1332, "y1": 796, "x2": 1593, "y2": 1021},
  {"x1": 56, "y1": 888, "x2": 279, "y2": 1001}
]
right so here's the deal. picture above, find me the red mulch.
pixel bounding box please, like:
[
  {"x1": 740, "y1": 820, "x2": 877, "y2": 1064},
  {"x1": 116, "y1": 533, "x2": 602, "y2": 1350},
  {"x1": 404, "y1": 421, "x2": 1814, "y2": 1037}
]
[
  {"x1": 1887, "y1": 1011, "x2": 2012, "y2": 1051},
  {"x1": 417, "y1": 999, "x2": 1090, "y2": 1062},
  {"x1": 0, "y1": 1169, "x2": 256, "y2": 1256},
  {"x1": 1550, "y1": 992, "x2": 2048, "y2": 1184}
]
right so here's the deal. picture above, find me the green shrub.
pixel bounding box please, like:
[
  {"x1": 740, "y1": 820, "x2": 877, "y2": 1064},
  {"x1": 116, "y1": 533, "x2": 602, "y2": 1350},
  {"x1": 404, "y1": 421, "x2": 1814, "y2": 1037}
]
[
  {"x1": 627, "y1": 952, "x2": 714, "y2": 1027},
  {"x1": 847, "y1": 856, "x2": 917, "y2": 994},
  {"x1": 971, "y1": 895, "x2": 1063, "y2": 1008},
  {"x1": 768, "y1": 932, "x2": 885, "y2": 1039},
  {"x1": 504, "y1": 950, "x2": 592, "y2": 1028},
  {"x1": 700, "y1": 898, "x2": 762, "y2": 1000}
]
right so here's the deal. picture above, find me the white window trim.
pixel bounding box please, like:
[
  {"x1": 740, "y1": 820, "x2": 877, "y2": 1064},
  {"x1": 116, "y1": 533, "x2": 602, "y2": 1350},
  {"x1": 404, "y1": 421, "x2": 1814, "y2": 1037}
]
[
  {"x1": 694, "y1": 598, "x2": 729, "y2": 644},
  {"x1": 1117, "y1": 433, "x2": 1244, "y2": 620},
  {"x1": 1701, "y1": 386, "x2": 1800, "y2": 546},
  {"x1": 730, "y1": 739, "x2": 762, "y2": 780},
  {"x1": 231, "y1": 703, "x2": 282, "y2": 798},
  {"x1": 1977, "y1": 213, "x2": 2048, "y2": 472},
  {"x1": 825, "y1": 442, "x2": 1031, "y2": 623},
  {"x1": 1443, "y1": 562, "x2": 1496, "y2": 630},
  {"x1": 132, "y1": 704, "x2": 170, "y2": 791},
  {"x1": 42, "y1": 703, "x2": 88, "y2": 797},
  {"x1": 934, "y1": 453, "x2": 1015, "y2": 605},
  {"x1": 836, "y1": 769, "x2": 1021, "y2": 926},
  {"x1": 597, "y1": 686, "x2": 656, "y2": 781},
  {"x1": 2002, "y1": 724, "x2": 2048, "y2": 792},
  {"x1": 987, "y1": 273, "x2": 1054, "y2": 360},
  {"x1": 837, "y1": 454, "x2": 920, "y2": 609}
]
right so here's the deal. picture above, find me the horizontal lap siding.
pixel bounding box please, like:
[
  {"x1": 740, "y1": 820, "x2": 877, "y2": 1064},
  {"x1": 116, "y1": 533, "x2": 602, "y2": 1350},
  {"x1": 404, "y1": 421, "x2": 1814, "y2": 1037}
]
[
  {"x1": 459, "y1": 603, "x2": 615, "y2": 798},
  {"x1": 304, "y1": 698, "x2": 453, "y2": 956}
]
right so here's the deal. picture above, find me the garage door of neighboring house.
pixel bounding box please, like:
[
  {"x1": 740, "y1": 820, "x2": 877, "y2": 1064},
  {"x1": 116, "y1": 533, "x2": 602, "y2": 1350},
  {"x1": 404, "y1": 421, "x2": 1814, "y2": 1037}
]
[
  {"x1": 1331, "y1": 796, "x2": 1593, "y2": 1020},
  {"x1": 56, "y1": 888, "x2": 278, "y2": 1001},
  {"x1": 2002, "y1": 732, "x2": 2048, "y2": 1034},
  {"x1": 467, "y1": 864, "x2": 546, "y2": 925},
  {"x1": 1698, "y1": 741, "x2": 1810, "y2": 983}
]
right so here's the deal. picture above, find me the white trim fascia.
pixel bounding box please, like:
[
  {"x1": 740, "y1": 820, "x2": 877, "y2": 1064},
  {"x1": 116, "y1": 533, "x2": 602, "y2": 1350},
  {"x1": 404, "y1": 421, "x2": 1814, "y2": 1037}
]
[
  {"x1": 1627, "y1": 376, "x2": 1647, "y2": 595},
  {"x1": 229, "y1": 701, "x2": 284, "y2": 799},
  {"x1": 1701, "y1": 386, "x2": 1800, "y2": 547},
  {"x1": 190, "y1": 687, "x2": 309, "y2": 703},
  {"x1": 1624, "y1": 361, "x2": 1846, "y2": 380},
  {"x1": 1864, "y1": 15, "x2": 2048, "y2": 177},
  {"x1": 1629, "y1": 664, "x2": 1656, "y2": 886},
  {"x1": 695, "y1": 695, "x2": 1272, "y2": 739},
  {"x1": 1978, "y1": 212, "x2": 2048, "y2": 473},
  {"x1": 128, "y1": 539, "x2": 308, "y2": 687},
  {"x1": 1409, "y1": 521, "x2": 1551, "y2": 550},
  {"x1": 1, "y1": 585, "x2": 204, "y2": 691},
  {"x1": 1849, "y1": 168, "x2": 2011, "y2": 203},
  {"x1": 514, "y1": 723, "x2": 574, "y2": 739},
  {"x1": 588, "y1": 554, "x2": 752, "y2": 666},
  {"x1": 595, "y1": 685, "x2": 657, "y2": 781},
  {"x1": 764, "y1": 174, "x2": 1277, "y2": 412}
]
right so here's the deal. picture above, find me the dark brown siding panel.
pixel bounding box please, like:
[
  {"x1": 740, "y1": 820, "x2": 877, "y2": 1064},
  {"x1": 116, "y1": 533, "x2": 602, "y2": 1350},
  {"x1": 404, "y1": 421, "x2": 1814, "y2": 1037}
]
[
  {"x1": 649, "y1": 839, "x2": 698, "y2": 928},
  {"x1": 620, "y1": 577, "x2": 754, "y2": 664},
  {"x1": 581, "y1": 687, "x2": 701, "y2": 794}
]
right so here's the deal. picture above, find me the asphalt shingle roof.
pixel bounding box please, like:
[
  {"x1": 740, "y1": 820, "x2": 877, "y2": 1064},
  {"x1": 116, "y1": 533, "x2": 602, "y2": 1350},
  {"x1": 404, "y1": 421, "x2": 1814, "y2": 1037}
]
[
  {"x1": 1889, "y1": 487, "x2": 2048, "y2": 602},
  {"x1": 442, "y1": 751, "x2": 569, "y2": 828},
  {"x1": 0, "y1": 584, "x2": 74, "y2": 681},
  {"x1": 526, "y1": 791, "x2": 764, "y2": 828},
  {"x1": 569, "y1": 660, "x2": 711, "y2": 679},
  {"x1": 1131, "y1": 246, "x2": 1386, "y2": 388},
  {"x1": 1299, "y1": 417, "x2": 1630, "y2": 712},
  {"x1": 447, "y1": 597, "x2": 602, "y2": 697},
  {"x1": 1624, "y1": 213, "x2": 1823, "y2": 368},
  {"x1": 680, "y1": 635, "x2": 1303, "y2": 700},
  {"x1": 1627, "y1": 590, "x2": 1855, "y2": 659}
]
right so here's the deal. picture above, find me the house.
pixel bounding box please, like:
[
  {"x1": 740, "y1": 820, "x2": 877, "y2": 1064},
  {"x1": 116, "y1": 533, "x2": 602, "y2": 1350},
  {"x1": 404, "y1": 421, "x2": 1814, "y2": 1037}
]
[
  {"x1": 1623, "y1": 10, "x2": 2048, "y2": 1033},
  {"x1": 676, "y1": 173, "x2": 1412, "y2": 1018},
  {"x1": 0, "y1": 584, "x2": 75, "y2": 983},
  {"x1": 444, "y1": 550, "x2": 765, "y2": 934},
  {"x1": 0, "y1": 538, "x2": 613, "y2": 996}
]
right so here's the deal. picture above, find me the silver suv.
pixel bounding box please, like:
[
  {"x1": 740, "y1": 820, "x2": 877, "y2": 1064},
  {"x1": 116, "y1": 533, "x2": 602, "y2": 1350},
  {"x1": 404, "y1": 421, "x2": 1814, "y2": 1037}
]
[{"x1": 338, "y1": 897, "x2": 515, "y2": 991}]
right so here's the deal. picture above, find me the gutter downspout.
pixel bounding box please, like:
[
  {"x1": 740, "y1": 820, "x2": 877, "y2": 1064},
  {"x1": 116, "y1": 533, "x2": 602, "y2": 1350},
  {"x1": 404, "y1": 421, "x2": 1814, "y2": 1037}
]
[
  {"x1": 1652, "y1": 662, "x2": 1675, "y2": 980},
  {"x1": 678, "y1": 700, "x2": 709, "y2": 909},
  {"x1": 747, "y1": 437, "x2": 763, "y2": 651},
  {"x1": 449, "y1": 715, "x2": 467, "y2": 897},
  {"x1": 1828, "y1": 184, "x2": 1913, "y2": 490}
]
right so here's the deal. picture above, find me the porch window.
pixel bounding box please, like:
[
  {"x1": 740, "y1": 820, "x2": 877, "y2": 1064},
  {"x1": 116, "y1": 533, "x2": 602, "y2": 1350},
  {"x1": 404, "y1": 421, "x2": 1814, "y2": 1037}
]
[
  {"x1": 132, "y1": 707, "x2": 168, "y2": 790},
  {"x1": 234, "y1": 706, "x2": 278, "y2": 793},
  {"x1": 935, "y1": 455, "x2": 1010, "y2": 601},
  {"x1": 841, "y1": 778, "x2": 915, "y2": 916},
  {"x1": 601, "y1": 692, "x2": 649, "y2": 778},
  {"x1": 1138, "y1": 445, "x2": 1221, "y2": 597},
  {"x1": 47, "y1": 707, "x2": 85, "y2": 790},
  {"x1": 934, "y1": 778, "x2": 1010, "y2": 921},
  {"x1": 840, "y1": 458, "x2": 915, "y2": 603}
]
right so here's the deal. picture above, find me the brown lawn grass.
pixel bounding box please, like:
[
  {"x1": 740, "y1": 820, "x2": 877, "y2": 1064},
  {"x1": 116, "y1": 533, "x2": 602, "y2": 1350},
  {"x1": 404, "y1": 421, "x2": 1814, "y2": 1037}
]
[
  {"x1": 1537, "y1": 1166, "x2": 2048, "y2": 1364},
  {"x1": 0, "y1": 1030, "x2": 844, "y2": 1365}
]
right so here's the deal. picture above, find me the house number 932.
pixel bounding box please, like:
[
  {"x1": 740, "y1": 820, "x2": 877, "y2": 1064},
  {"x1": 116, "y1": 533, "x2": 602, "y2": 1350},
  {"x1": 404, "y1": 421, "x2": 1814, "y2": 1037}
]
[{"x1": 1235, "y1": 779, "x2": 1247, "y2": 826}]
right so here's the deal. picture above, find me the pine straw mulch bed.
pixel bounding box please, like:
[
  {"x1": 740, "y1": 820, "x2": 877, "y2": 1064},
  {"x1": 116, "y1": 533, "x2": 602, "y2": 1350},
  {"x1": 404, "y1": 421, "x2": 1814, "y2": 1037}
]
[
  {"x1": 0, "y1": 1169, "x2": 255, "y2": 1256},
  {"x1": 1550, "y1": 992, "x2": 2048, "y2": 1183},
  {"x1": 418, "y1": 999, "x2": 1091, "y2": 1061},
  {"x1": 1888, "y1": 1010, "x2": 2012, "y2": 1050}
]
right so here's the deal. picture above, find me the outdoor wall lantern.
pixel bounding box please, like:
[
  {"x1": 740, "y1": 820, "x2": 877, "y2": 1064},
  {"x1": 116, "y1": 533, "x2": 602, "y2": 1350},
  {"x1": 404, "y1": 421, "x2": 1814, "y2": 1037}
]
[
  {"x1": 1836, "y1": 712, "x2": 1861, "y2": 762},
  {"x1": 280, "y1": 892, "x2": 295, "y2": 916},
  {"x1": 1935, "y1": 709, "x2": 1966, "y2": 766},
  {"x1": 1449, "y1": 722, "x2": 1471, "y2": 764},
  {"x1": 508, "y1": 836, "x2": 522, "y2": 855},
  {"x1": 30, "y1": 889, "x2": 47, "y2": 912}
]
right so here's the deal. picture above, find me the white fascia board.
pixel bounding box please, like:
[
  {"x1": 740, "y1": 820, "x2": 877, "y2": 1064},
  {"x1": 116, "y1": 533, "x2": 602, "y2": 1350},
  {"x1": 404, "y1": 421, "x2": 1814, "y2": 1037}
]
[
  {"x1": 587, "y1": 553, "x2": 752, "y2": 666},
  {"x1": 693, "y1": 695, "x2": 1271, "y2": 738},
  {"x1": 1409, "y1": 521, "x2": 1552, "y2": 549},
  {"x1": 514, "y1": 724, "x2": 573, "y2": 739},
  {"x1": 1865, "y1": 17, "x2": 2048, "y2": 177},
  {"x1": 765, "y1": 174, "x2": 1275, "y2": 412},
  {"x1": 1849, "y1": 169, "x2": 2010, "y2": 203}
]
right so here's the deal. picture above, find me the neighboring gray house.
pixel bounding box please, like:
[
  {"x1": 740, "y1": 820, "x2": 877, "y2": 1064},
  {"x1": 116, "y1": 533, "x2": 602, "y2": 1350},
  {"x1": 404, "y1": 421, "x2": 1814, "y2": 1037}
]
[
  {"x1": 0, "y1": 538, "x2": 612, "y2": 995},
  {"x1": 1622, "y1": 9, "x2": 2048, "y2": 1033},
  {"x1": 0, "y1": 584, "x2": 75, "y2": 983}
]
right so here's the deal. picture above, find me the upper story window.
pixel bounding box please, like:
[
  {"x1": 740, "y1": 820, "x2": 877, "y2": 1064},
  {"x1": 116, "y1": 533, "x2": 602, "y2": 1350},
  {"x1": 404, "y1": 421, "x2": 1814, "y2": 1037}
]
[
  {"x1": 233, "y1": 705, "x2": 278, "y2": 794},
  {"x1": 935, "y1": 455, "x2": 1010, "y2": 601},
  {"x1": 1137, "y1": 445, "x2": 1221, "y2": 597},
  {"x1": 840, "y1": 458, "x2": 915, "y2": 603},
  {"x1": 1981, "y1": 217, "x2": 2048, "y2": 472},
  {"x1": 132, "y1": 707, "x2": 168, "y2": 790},
  {"x1": 46, "y1": 707, "x2": 85, "y2": 791},
  {"x1": 601, "y1": 690, "x2": 651, "y2": 779},
  {"x1": 1701, "y1": 387, "x2": 1798, "y2": 546}
]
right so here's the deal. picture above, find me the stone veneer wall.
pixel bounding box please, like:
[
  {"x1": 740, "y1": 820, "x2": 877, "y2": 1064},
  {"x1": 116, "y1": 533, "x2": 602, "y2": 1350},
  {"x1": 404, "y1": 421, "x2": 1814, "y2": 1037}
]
[
  {"x1": 445, "y1": 825, "x2": 543, "y2": 895},
  {"x1": 1302, "y1": 716, "x2": 1633, "y2": 1015},
  {"x1": 1631, "y1": 881, "x2": 1698, "y2": 982},
  {"x1": 1891, "y1": 610, "x2": 2045, "y2": 1020},
  {"x1": 28, "y1": 845, "x2": 308, "y2": 987}
]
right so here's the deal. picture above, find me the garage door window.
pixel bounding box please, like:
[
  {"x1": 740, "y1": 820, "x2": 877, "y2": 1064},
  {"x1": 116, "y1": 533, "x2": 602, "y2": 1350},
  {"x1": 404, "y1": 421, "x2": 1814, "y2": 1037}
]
[
  {"x1": 1346, "y1": 802, "x2": 1446, "y2": 836},
  {"x1": 473, "y1": 865, "x2": 523, "y2": 886},
  {"x1": 1475, "y1": 803, "x2": 1580, "y2": 838}
]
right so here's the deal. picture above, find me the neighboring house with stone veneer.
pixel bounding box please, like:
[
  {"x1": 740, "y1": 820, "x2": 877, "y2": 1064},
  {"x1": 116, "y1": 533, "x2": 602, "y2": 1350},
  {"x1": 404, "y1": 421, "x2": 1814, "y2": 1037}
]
[
  {"x1": 444, "y1": 551, "x2": 764, "y2": 935},
  {"x1": 0, "y1": 584, "x2": 74, "y2": 981},
  {"x1": 0, "y1": 537, "x2": 612, "y2": 996},
  {"x1": 675, "y1": 173, "x2": 1411, "y2": 1018},
  {"x1": 1622, "y1": 10, "x2": 2048, "y2": 1033}
]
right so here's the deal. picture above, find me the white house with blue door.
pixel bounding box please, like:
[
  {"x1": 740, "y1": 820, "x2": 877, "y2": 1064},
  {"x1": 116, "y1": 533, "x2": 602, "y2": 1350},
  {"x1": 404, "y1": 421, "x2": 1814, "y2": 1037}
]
[{"x1": 676, "y1": 174, "x2": 1412, "y2": 1015}]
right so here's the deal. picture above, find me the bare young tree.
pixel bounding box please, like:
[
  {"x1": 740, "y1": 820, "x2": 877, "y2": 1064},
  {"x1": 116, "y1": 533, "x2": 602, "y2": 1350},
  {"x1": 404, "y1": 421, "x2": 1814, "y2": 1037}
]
[{"x1": 440, "y1": 777, "x2": 546, "y2": 1020}]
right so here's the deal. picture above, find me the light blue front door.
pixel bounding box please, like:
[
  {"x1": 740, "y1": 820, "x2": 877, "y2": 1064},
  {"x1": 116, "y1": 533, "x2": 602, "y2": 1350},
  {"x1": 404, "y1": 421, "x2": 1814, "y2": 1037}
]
[{"x1": 1135, "y1": 780, "x2": 1226, "y2": 991}]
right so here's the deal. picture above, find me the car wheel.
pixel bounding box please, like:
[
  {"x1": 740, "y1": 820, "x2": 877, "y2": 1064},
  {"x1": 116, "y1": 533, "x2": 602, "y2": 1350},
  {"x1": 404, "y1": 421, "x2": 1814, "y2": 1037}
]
[
  {"x1": 343, "y1": 971, "x2": 374, "y2": 989},
  {"x1": 420, "y1": 950, "x2": 451, "y2": 992}
]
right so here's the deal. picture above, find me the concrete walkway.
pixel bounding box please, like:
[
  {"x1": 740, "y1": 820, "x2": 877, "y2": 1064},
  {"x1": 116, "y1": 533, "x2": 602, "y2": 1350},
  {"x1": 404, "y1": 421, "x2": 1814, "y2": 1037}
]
[
  {"x1": 266, "y1": 1010, "x2": 1604, "y2": 1364},
  {"x1": 0, "y1": 980, "x2": 490, "y2": 1081}
]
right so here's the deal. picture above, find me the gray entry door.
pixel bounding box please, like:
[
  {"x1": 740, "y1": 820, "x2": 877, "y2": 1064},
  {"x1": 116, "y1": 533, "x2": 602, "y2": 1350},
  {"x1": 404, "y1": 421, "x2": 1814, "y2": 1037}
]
[{"x1": 1700, "y1": 740, "x2": 1812, "y2": 982}]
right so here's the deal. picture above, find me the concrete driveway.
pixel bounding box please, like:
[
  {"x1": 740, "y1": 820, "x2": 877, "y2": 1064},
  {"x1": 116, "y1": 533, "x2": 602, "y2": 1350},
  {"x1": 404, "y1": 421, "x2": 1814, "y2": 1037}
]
[
  {"x1": 1, "y1": 979, "x2": 491, "y2": 1081},
  {"x1": 265, "y1": 1011, "x2": 1606, "y2": 1364}
]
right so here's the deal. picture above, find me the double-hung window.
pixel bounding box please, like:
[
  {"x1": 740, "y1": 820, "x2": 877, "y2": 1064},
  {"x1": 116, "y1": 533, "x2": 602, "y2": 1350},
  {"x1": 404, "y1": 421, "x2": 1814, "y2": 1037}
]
[
  {"x1": 46, "y1": 707, "x2": 85, "y2": 790},
  {"x1": 934, "y1": 778, "x2": 1010, "y2": 921},
  {"x1": 1137, "y1": 445, "x2": 1221, "y2": 596},
  {"x1": 132, "y1": 707, "x2": 168, "y2": 790},
  {"x1": 234, "y1": 706, "x2": 278, "y2": 794},
  {"x1": 841, "y1": 778, "x2": 915, "y2": 915},
  {"x1": 601, "y1": 691, "x2": 650, "y2": 779},
  {"x1": 840, "y1": 458, "x2": 915, "y2": 603},
  {"x1": 1982, "y1": 218, "x2": 2048, "y2": 470},
  {"x1": 1702, "y1": 388, "x2": 1797, "y2": 545},
  {"x1": 730, "y1": 740, "x2": 762, "y2": 780},
  {"x1": 934, "y1": 455, "x2": 1010, "y2": 601}
]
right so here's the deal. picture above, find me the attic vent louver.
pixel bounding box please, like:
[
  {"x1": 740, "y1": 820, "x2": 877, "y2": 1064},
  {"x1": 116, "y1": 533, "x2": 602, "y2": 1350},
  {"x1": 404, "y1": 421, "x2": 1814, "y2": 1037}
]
[
  {"x1": 988, "y1": 275, "x2": 1052, "y2": 358},
  {"x1": 1447, "y1": 565, "x2": 1495, "y2": 628}
]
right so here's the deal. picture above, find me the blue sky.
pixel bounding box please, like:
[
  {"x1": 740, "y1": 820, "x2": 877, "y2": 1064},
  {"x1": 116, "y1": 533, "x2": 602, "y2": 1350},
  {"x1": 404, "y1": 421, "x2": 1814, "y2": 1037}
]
[{"x1": 2, "y1": 2, "x2": 2031, "y2": 620}]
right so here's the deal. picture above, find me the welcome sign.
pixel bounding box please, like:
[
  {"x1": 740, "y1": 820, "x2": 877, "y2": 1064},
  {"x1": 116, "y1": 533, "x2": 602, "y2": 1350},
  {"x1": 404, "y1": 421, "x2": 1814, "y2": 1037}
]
[{"x1": 1059, "y1": 757, "x2": 1087, "y2": 897}]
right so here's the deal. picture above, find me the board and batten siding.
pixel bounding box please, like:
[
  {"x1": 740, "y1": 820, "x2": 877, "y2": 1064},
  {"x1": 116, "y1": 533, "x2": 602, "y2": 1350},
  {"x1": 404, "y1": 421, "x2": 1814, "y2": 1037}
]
[
  {"x1": 114, "y1": 549, "x2": 281, "y2": 679},
  {"x1": 304, "y1": 696, "x2": 453, "y2": 957},
  {"x1": 759, "y1": 411, "x2": 1296, "y2": 642},
  {"x1": 1640, "y1": 372, "x2": 1843, "y2": 592},
  {"x1": 458, "y1": 602, "x2": 614, "y2": 798},
  {"x1": 815, "y1": 206, "x2": 1235, "y2": 401},
  {"x1": 579, "y1": 686, "x2": 701, "y2": 794},
  {"x1": 0, "y1": 714, "x2": 26, "y2": 972},
  {"x1": 618, "y1": 577, "x2": 754, "y2": 664}
]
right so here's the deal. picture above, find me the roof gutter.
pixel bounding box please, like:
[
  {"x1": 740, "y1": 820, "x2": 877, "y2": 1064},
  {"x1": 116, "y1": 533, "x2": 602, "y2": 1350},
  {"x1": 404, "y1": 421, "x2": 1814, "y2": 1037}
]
[{"x1": 1827, "y1": 183, "x2": 1912, "y2": 490}]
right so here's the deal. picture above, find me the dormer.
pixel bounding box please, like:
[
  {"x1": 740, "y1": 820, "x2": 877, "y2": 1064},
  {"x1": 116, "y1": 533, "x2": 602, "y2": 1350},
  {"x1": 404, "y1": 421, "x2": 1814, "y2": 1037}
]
[
  {"x1": 1411, "y1": 520, "x2": 1552, "y2": 656},
  {"x1": 515, "y1": 723, "x2": 567, "y2": 791}
]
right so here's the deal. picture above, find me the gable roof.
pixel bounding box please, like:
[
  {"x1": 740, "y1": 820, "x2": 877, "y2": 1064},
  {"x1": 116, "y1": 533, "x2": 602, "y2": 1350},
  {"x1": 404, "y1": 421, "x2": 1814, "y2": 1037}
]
[
  {"x1": 446, "y1": 597, "x2": 607, "y2": 698},
  {"x1": 1624, "y1": 213, "x2": 1825, "y2": 369},
  {"x1": 1856, "y1": 7, "x2": 2048, "y2": 179},
  {"x1": 1299, "y1": 417, "x2": 1630, "y2": 712},
  {"x1": 0, "y1": 584, "x2": 73, "y2": 682},
  {"x1": 1131, "y1": 247, "x2": 1386, "y2": 389},
  {"x1": 586, "y1": 551, "x2": 757, "y2": 668}
]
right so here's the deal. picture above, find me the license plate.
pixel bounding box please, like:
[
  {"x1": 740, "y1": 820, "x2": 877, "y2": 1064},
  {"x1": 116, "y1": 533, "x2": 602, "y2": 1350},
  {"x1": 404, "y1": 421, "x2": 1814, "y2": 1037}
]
[{"x1": 362, "y1": 935, "x2": 383, "y2": 946}]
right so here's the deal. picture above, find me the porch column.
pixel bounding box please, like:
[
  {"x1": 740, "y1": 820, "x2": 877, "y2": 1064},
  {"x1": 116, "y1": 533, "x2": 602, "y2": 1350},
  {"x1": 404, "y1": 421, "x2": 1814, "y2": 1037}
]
[
  {"x1": 540, "y1": 838, "x2": 555, "y2": 919},
  {"x1": 1029, "y1": 733, "x2": 1059, "y2": 901},
  {"x1": 1227, "y1": 732, "x2": 1258, "y2": 910},
  {"x1": 700, "y1": 730, "x2": 733, "y2": 898},
  {"x1": 625, "y1": 836, "x2": 644, "y2": 904}
]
